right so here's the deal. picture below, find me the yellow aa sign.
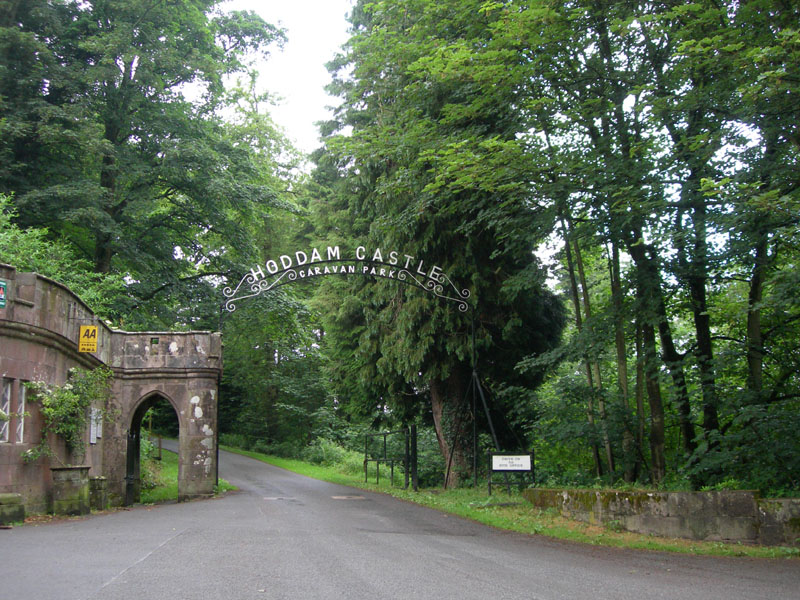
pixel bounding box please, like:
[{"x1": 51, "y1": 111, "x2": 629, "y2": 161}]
[{"x1": 79, "y1": 325, "x2": 98, "y2": 353}]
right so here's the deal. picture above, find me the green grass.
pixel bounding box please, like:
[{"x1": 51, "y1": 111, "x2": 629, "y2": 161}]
[
  {"x1": 140, "y1": 449, "x2": 236, "y2": 505},
  {"x1": 140, "y1": 449, "x2": 179, "y2": 504},
  {"x1": 220, "y1": 444, "x2": 800, "y2": 560}
]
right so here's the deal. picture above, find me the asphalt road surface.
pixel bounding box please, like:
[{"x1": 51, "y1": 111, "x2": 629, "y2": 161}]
[{"x1": 2, "y1": 447, "x2": 798, "y2": 600}]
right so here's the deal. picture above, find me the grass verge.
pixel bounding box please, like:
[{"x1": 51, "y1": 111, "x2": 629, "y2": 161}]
[
  {"x1": 140, "y1": 449, "x2": 236, "y2": 505},
  {"x1": 220, "y1": 444, "x2": 799, "y2": 560}
]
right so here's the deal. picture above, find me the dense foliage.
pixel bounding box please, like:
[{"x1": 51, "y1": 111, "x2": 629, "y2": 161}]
[
  {"x1": 0, "y1": 194, "x2": 124, "y2": 315},
  {"x1": 1, "y1": 0, "x2": 294, "y2": 328},
  {"x1": 310, "y1": 0, "x2": 566, "y2": 487},
  {"x1": 307, "y1": 0, "x2": 800, "y2": 493},
  {"x1": 2, "y1": 0, "x2": 798, "y2": 495}
]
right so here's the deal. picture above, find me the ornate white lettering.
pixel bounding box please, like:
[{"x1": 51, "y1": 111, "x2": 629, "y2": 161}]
[
  {"x1": 266, "y1": 260, "x2": 278, "y2": 274},
  {"x1": 328, "y1": 246, "x2": 341, "y2": 260},
  {"x1": 250, "y1": 265, "x2": 265, "y2": 281},
  {"x1": 429, "y1": 264, "x2": 443, "y2": 281},
  {"x1": 416, "y1": 260, "x2": 427, "y2": 276},
  {"x1": 296, "y1": 251, "x2": 308, "y2": 265},
  {"x1": 311, "y1": 247, "x2": 323, "y2": 262},
  {"x1": 389, "y1": 251, "x2": 399, "y2": 265},
  {"x1": 404, "y1": 254, "x2": 414, "y2": 269},
  {"x1": 372, "y1": 248, "x2": 383, "y2": 262},
  {"x1": 280, "y1": 255, "x2": 292, "y2": 269},
  {"x1": 356, "y1": 246, "x2": 366, "y2": 260}
]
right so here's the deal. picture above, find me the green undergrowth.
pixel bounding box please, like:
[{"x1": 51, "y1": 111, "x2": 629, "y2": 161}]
[
  {"x1": 220, "y1": 444, "x2": 799, "y2": 560},
  {"x1": 140, "y1": 448, "x2": 235, "y2": 505}
]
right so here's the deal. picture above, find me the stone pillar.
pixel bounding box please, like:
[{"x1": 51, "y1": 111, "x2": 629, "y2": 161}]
[
  {"x1": 89, "y1": 476, "x2": 108, "y2": 511},
  {"x1": 178, "y1": 387, "x2": 217, "y2": 501}
]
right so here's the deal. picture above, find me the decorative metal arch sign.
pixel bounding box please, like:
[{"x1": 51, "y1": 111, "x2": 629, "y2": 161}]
[{"x1": 223, "y1": 244, "x2": 471, "y2": 313}]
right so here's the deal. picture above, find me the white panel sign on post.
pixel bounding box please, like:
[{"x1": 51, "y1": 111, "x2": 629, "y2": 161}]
[{"x1": 491, "y1": 455, "x2": 532, "y2": 472}]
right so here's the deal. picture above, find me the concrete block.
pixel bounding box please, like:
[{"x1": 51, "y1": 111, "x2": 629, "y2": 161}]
[
  {"x1": 720, "y1": 491, "x2": 758, "y2": 518},
  {"x1": 50, "y1": 466, "x2": 90, "y2": 516},
  {"x1": 0, "y1": 493, "x2": 25, "y2": 525}
]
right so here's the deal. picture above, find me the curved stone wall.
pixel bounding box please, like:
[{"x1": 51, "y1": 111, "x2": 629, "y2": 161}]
[{"x1": 0, "y1": 264, "x2": 221, "y2": 513}]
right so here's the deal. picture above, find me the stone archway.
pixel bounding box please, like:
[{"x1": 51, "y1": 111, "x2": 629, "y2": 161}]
[{"x1": 104, "y1": 331, "x2": 222, "y2": 506}]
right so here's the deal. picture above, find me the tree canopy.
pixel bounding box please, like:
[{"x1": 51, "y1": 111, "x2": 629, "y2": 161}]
[
  {"x1": 308, "y1": 0, "x2": 566, "y2": 486},
  {"x1": 1, "y1": 0, "x2": 294, "y2": 328}
]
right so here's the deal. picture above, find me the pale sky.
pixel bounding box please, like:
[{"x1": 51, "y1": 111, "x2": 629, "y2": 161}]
[{"x1": 223, "y1": 0, "x2": 354, "y2": 155}]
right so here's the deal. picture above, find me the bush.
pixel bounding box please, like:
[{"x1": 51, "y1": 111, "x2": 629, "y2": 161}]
[
  {"x1": 302, "y1": 438, "x2": 349, "y2": 466},
  {"x1": 415, "y1": 427, "x2": 445, "y2": 488},
  {"x1": 139, "y1": 433, "x2": 161, "y2": 490},
  {"x1": 250, "y1": 439, "x2": 302, "y2": 458},
  {"x1": 338, "y1": 448, "x2": 368, "y2": 476},
  {"x1": 23, "y1": 366, "x2": 114, "y2": 464},
  {"x1": 219, "y1": 432, "x2": 250, "y2": 450}
]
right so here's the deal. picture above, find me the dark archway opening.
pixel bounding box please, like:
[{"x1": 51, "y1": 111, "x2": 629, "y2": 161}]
[{"x1": 125, "y1": 394, "x2": 179, "y2": 505}]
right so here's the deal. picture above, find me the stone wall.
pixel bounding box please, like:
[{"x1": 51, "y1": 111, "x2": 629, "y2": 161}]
[
  {"x1": 0, "y1": 264, "x2": 106, "y2": 513},
  {"x1": 522, "y1": 488, "x2": 800, "y2": 546},
  {"x1": 0, "y1": 264, "x2": 221, "y2": 514}
]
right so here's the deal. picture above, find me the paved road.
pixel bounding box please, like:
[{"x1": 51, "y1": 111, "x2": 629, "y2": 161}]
[{"x1": 2, "y1": 448, "x2": 798, "y2": 600}]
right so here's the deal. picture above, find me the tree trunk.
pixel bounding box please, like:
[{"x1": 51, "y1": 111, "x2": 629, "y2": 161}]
[
  {"x1": 634, "y1": 321, "x2": 647, "y2": 481},
  {"x1": 571, "y1": 226, "x2": 615, "y2": 475},
  {"x1": 609, "y1": 241, "x2": 635, "y2": 481},
  {"x1": 95, "y1": 137, "x2": 117, "y2": 274},
  {"x1": 746, "y1": 132, "x2": 778, "y2": 398},
  {"x1": 429, "y1": 367, "x2": 470, "y2": 489},
  {"x1": 641, "y1": 320, "x2": 666, "y2": 485},
  {"x1": 625, "y1": 235, "x2": 667, "y2": 484},
  {"x1": 682, "y1": 167, "x2": 720, "y2": 438},
  {"x1": 626, "y1": 236, "x2": 696, "y2": 458},
  {"x1": 746, "y1": 236, "x2": 767, "y2": 395}
]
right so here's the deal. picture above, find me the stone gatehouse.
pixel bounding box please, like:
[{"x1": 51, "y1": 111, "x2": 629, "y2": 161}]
[{"x1": 0, "y1": 264, "x2": 221, "y2": 514}]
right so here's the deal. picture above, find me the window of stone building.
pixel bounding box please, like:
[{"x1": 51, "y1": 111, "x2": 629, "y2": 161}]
[
  {"x1": 16, "y1": 383, "x2": 26, "y2": 443},
  {"x1": 0, "y1": 378, "x2": 10, "y2": 443}
]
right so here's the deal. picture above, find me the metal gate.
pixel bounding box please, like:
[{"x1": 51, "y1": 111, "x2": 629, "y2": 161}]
[{"x1": 363, "y1": 425, "x2": 418, "y2": 491}]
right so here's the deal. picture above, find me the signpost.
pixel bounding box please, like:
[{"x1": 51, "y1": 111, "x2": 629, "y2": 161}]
[
  {"x1": 492, "y1": 454, "x2": 532, "y2": 472},
  {"x1": 488, "y1": 452, "x2": 534, "y2": 495},
  {"x1": 0, "y1": 280, "x2": 6, "y2": 308}
]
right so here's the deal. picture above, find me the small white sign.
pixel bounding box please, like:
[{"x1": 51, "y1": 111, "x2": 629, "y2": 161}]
[
  {"x1": 492, "y1": 455, "x2": 531, "y2": 471},
  {"x1": 90, "y1": 408, "x2": 103, "y2": 444}
]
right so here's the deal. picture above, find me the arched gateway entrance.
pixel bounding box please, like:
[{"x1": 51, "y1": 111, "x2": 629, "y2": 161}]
[{"x1": 108, "y1": 331, "x2": 222, "y2": 506}]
